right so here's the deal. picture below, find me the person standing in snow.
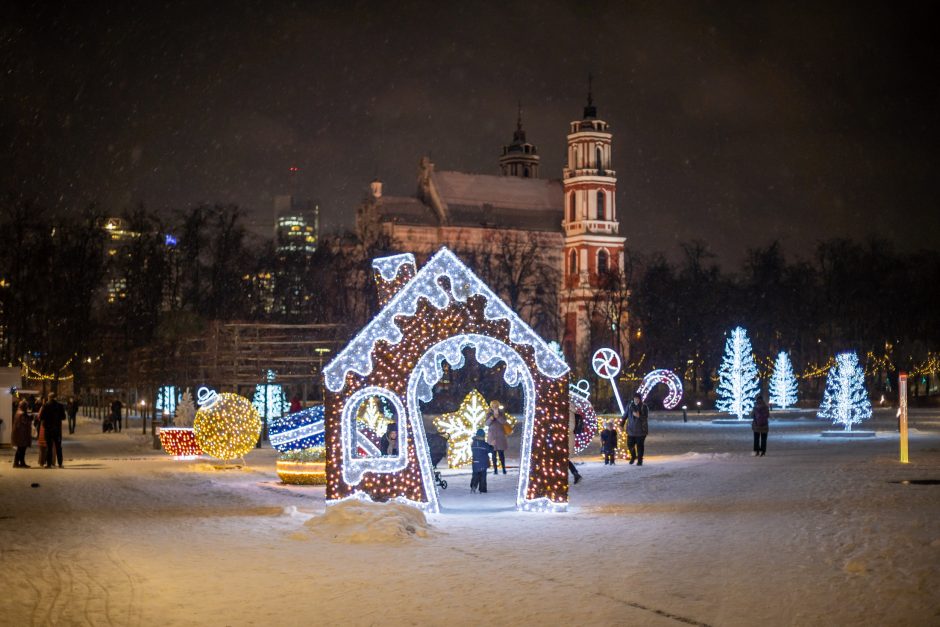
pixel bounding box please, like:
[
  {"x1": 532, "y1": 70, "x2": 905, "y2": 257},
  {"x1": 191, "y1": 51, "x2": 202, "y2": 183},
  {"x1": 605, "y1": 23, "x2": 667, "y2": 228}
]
[
  {"x1": 66, "y1": 396, "x2": 80, "y2": 434},
  {"x1": 12, "y1": 400, "x2": 32, "y2": 468},
  {"x1": 621, "y1": 392, "x2": 649, "y2": 466},
  {"x1": 485, "y1": 400, "x2": 509, "y2": 475},
  {"x1": 751, "y1": 395, "x2": 769, "y2": 456},
  {"x1": 470, "y1": 428, "x2": 493, "y2": 493},
  {"x1": 110, "y1": 398, "x2": 123, "y2": 432},
  {"x1": 600, "y1": 420, "x2": 618, "y2": 465},
  {"x1": 39, "y1": 393, "x2": 66, "y2": 468}
]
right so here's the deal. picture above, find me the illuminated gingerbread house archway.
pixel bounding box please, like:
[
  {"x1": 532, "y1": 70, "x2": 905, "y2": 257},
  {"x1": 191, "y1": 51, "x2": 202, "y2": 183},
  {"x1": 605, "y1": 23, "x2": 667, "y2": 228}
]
[{"x1": 323, "y1": 248, "x2": 570, "y2": 513}]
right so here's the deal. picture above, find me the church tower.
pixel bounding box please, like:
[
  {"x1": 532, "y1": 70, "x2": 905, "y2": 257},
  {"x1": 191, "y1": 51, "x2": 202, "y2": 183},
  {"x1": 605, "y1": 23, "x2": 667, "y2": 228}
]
[
  {"x1": 499, "y1": 105, "x2": 540, "y2": 178},
  {"x1": 560, "y1": 79, "x2": 628, "y2": 367}
]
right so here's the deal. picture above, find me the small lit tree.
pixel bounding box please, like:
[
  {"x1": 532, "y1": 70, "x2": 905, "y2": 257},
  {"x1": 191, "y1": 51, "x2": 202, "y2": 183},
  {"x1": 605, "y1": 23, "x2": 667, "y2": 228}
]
[
  {"x1": 174, "y1": 388, "x2": 196, "y2": 427},
  {"x1": 716, "y1": 326, "x2": 761, "y2": 419},
  {"x1": 818, "y1": 352, "x2": 872, "y2": 431},
  {"x1": 769, "y1": 351, "x2": 798, "y2": 409}
]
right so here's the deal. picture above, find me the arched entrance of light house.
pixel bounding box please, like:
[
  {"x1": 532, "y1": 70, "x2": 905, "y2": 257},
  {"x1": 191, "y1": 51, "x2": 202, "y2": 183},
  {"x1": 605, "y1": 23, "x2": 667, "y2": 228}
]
[{"x1": 406, "y1": 334, "x2": 536, "y2": 513}]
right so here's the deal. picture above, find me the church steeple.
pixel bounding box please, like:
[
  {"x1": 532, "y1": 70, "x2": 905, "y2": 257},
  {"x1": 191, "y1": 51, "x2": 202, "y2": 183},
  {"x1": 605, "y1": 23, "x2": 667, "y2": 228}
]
[
  {"x1": 559, "y1": 76, "x2": 627, "y2": 368},
  {"x1": 499, "y1": 104, "x2": 540, "y2": 178},
  {"x1": 583, "y1": 73, "x2": 597, "y2": 120}
]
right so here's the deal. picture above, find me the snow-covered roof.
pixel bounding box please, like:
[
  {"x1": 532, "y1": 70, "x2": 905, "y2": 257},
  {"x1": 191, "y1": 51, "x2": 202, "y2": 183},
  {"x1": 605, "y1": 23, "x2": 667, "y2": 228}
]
[
  {"x1": 323, "y1": 247, "x2": 569, "y2": 392},
  {"x1": 431, "y1": 170, "x2": 563, "y2": 212}
]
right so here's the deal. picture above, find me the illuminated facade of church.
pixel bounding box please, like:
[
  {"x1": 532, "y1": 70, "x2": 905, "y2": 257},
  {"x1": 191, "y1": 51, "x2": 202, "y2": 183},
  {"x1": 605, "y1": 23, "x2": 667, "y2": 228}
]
[{"x1": 356, "y1": 93, "x2": 629, "y2": 371}]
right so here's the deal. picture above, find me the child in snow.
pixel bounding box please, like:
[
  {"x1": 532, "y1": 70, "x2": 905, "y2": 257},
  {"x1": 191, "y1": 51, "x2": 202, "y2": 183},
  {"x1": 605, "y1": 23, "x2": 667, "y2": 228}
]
[
  {"x1": 600, "y1": 420, "x2": 618, "y2": 465},
  {"x1": 470, "y1": 428, "x2": 494, "y2": 493}
]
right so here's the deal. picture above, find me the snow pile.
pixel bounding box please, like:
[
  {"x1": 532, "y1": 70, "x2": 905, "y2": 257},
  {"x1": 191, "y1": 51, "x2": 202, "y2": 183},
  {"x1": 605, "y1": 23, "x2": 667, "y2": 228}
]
[{"x1": 303, "y1": 499, "x2": 434, "y2": 544}]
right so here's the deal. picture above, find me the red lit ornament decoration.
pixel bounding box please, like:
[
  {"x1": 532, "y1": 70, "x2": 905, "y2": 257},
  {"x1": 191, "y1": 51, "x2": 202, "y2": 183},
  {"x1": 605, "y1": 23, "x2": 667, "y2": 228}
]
[
  {"x1": 323, "y1": 249, "x2": 570, "y2": 513},
  {"x1": 159, "y1": 387, "x2": 201, "y2": 458},
  {"x1": 158, "y1": 428, "x2": 201, "y2": 458}
]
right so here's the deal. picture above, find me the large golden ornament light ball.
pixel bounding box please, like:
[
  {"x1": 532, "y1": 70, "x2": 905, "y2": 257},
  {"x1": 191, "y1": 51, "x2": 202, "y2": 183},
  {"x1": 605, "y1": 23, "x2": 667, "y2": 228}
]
[{"x1": 193, "y1": 393, "x2": 262, "y2": 461}]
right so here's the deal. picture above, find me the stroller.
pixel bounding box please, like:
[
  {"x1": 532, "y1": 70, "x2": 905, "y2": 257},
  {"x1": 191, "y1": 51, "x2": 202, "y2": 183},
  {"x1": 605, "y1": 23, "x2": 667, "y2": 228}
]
[{"x1": 427, "y1": 432, "x2": 448, "y2": 490}]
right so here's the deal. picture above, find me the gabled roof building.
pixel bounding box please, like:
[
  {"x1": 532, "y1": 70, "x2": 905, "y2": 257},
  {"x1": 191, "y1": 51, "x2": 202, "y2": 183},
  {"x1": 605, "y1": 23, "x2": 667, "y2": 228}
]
[{"x1": 356, "y1": 91, "x2": 629, "y2": 370}]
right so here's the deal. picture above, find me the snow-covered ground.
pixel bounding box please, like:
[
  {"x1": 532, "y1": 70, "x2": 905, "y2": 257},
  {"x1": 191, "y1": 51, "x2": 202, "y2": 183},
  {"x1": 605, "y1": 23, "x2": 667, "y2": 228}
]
[{"x1": 1, "y1": 408, "x2": 939, "y2": 626}]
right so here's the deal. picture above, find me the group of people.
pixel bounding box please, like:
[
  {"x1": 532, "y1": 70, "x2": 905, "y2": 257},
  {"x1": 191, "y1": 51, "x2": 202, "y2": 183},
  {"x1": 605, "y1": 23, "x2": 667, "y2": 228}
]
[
  {"x1": 376, "y1": 387, "x2": 770, "y2": 495},
  {"x1": 11, "y1": 393, "x2": 77, "y2": 469}
]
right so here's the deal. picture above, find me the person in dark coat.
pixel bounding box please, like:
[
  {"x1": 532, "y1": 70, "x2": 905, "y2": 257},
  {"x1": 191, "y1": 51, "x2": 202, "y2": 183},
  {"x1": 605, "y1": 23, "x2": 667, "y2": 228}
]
[
  {"x1": 621, "y1": 392, "x2": 649, "y2": 466},
  {"x1": 379, "y1": 424, "x2": 398, "y2": 456},
  {"x1": 39, "y1": 393, "x2": 66, "y2": 468},
  {"x1": 751, "y1": 395, "x2": 770, "y2": 456},
  {"x1": 485, "y1": 400, "x2": 509, "y2": 475},
  {"x1": 66, "y1": 396, "x2": 80, "y2": 434},
  {"x1": 110, "y1": 398, "x2": 123, "y2": 432},
  {"x1": 600, "y1": 420, "x2": 618, "y2": 465},
  {"x1": 12, "y1": 400, "x2": 32, "y2": 468},
  {"x1": 470, "y1": 429, "x2": 494, "y2": 493}
]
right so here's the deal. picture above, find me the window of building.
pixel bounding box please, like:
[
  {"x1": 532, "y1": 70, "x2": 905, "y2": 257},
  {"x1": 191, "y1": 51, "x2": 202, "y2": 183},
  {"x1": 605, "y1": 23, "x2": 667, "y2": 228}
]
[
  {"x1": 597, "y1": 249, "x2": 609, "y2": 275},
  {"x1": 596, "y1": 190, "x2": 605, "y2": 220},
  {"x1": 568, "y1": 192, "x2": 576, "y2": 223},
  {"x1": 568, "y1": 249, "x2": 578, "y2": 276}
]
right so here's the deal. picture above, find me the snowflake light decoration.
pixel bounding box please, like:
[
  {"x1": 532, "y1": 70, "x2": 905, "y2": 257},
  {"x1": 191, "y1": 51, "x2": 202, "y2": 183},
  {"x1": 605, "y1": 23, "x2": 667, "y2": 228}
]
[{"x1": 433, "y1": 390, "x2": 517, "y2": 468}]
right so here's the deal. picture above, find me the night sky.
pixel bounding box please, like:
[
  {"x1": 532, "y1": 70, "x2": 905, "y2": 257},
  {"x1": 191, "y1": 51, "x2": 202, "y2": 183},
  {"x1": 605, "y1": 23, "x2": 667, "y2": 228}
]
[{"x1": 3, "y1": 1, "x2": 938, "y2": 264}]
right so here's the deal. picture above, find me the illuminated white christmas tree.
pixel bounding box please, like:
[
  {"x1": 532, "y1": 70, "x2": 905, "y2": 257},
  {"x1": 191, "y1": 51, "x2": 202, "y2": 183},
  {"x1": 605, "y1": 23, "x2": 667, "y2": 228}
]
[
  {"x1": 769, "y1": 351, "x2": 798, "y2": 409},
  {"x1": 174, "y1": 388, "x2": 196, "y2": 427},
  {"x1": 818, "y1": 351, "x2": 872, "y2": 431},
  {"x1": 716, "y1": 326, "x2": 761, "y2": 419}
]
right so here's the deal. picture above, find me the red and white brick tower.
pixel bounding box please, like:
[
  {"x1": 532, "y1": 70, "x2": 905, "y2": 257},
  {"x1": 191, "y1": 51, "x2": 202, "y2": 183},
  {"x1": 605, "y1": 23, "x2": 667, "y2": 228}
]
[{"x1": 561, "y1": 79, "x2": 627, "y2": 368}]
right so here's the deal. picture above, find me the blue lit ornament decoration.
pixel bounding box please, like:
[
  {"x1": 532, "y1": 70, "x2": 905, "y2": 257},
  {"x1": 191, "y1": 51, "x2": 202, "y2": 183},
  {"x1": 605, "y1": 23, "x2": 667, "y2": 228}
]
[{"x1": 268, "y1": 405, "x2": 325, "y2": 452}]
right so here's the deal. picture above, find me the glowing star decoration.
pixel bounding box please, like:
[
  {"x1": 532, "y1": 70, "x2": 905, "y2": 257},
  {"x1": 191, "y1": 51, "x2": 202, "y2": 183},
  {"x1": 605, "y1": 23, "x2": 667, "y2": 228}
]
[
  {"x1": 357, "y1": 396, "x2": 394, "y2": 435},
  {"x1": 636, "y1": 369, "x2": 684, "y2": 409},
  {"x1": 322, "y1": 248, "x2": 570, "y2": 514},
  {"x1": 433, "y1": 390, "x2": 517, "y2": 468},
  {"x1": 592, "y1": 348, "x2": 624, "y2": 415},
  {"x1": 716, "y1": 327, "x2": 761, "y2": 419},
  {"x1": 569, "y1": 379, "x2": 598, "y2": 455},
  {"x1": 818, "y1": 351, "x2": 872, "y2": 431},
  {"x1": 193, "y1": 393, "x2": 262, "y2": 462},
  {"x1": 268, "y1": 405, "x2": 326, "y2": 452},
  {"x1": 769, "y1": 351, "x2": 799, "y2": 409}
]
